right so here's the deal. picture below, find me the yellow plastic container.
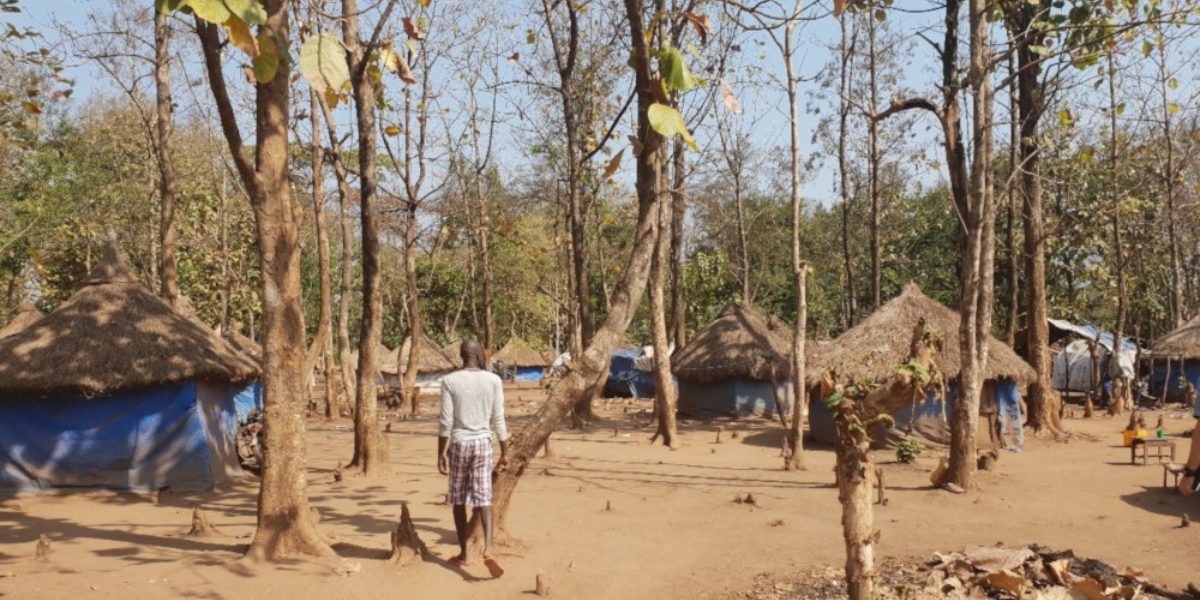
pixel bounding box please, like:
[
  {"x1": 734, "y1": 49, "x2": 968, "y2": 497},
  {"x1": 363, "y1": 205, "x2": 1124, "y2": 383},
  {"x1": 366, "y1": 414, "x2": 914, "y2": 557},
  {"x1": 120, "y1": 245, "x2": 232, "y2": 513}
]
[{"x1": 1123, "y1": 429, "x2": 1149, "y2": 447}]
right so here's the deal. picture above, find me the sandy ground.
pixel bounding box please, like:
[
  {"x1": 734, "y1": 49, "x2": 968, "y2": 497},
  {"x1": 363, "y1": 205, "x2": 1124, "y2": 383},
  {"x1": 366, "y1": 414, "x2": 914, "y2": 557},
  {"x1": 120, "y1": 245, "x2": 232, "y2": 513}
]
[{"x1": 3, "y1": 386, "x2": 1200, "y2": 599}]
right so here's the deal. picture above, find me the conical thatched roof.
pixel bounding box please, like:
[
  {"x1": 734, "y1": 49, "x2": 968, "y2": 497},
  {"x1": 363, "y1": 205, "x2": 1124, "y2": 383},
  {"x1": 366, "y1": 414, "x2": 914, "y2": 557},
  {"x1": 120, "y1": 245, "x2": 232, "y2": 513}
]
[
  {"x1": 441, "y1": 338, "x2": 462, "y2": 360},
  {"x1": 397, "y1": 333, "x2": 458, "y2": 374},
  {"x1": 222, "y1": 327, "x2": 262, "y2": 366},
  {"x1": 0, "y1": 301, "x2": 44, "y2": 339},
  {"x1": 0, "y1": 242, "x2": 259, "y2": 395},
  {"x1": 493, "y1": 337, "x2": 546, "y2": 367},
  {"x1": 672, "y1": 304, "x2": 795, "y2": 383},
  {"x1": 374, "y1": 343, "x2": 399, "y2": 375},
  {"x1": 807, "y1": 282, "x2": 1035, "y2": 385},
  {"x1": 1151, "y1": 313, "x2": 1200, "y2": 359}
]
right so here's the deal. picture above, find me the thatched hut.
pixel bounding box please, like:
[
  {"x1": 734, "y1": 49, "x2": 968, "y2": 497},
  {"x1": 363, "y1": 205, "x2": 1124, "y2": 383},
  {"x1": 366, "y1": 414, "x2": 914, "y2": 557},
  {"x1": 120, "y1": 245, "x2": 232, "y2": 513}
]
[
  {"x1": 1147, "y1": 314, "x2": 1200, "y2": 401},
  {"x1": 0, "y1": 301, "x2": 44, "y2": 339},
  {"x1": 0, "y1": 242, "x2": 257, "y2": 494},
  {"x1": 493, "y1": 337, "x2": 548, "y2": 382},
  {"x1": 396, "y1": 334, "x2": 459, "y2": 392},
  {"x1": 807, "y1": 283, "x2": 1034, "y2": 449},
  {"x1": 671, "y1": 304, "x2": 796, "y2": 419},
  {"x1": 441, "y1": 338, "x2": 462, "y2": 360}
]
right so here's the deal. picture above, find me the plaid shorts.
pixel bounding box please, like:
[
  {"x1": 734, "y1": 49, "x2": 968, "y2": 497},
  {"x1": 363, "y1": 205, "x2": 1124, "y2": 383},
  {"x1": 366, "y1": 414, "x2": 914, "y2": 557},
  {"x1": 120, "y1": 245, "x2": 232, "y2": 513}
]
[{"x1": 447, "y1": 438, "x2": 494, "y2": 506}]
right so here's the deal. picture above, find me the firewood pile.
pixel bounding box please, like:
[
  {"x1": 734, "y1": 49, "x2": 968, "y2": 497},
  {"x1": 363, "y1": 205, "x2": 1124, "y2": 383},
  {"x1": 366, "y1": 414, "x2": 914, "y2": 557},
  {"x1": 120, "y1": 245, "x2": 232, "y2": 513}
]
[{"x1": 724, "y1": 545, "x2": 1192, "y2": 600}]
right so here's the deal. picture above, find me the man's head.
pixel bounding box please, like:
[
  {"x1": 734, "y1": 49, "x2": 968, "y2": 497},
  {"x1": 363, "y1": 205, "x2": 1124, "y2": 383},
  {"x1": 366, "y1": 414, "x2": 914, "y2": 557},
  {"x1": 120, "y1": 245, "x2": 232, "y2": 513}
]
[{"x1": 461, "y1": 340, "x2": 484, "y2": 369}]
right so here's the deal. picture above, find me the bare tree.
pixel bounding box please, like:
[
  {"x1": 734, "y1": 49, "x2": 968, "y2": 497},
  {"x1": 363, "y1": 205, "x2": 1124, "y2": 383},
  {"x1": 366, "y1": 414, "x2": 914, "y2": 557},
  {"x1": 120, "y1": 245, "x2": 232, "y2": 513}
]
[{"x1": 152, "y1": 6, "x2": 178, "y2": 308}]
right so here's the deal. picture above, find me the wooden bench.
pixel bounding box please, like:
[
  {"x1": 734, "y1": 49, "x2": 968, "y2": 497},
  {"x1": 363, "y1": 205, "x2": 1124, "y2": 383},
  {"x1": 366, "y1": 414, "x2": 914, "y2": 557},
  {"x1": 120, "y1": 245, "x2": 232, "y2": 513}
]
[{"x1": 1131, "y1": 438, "x2": 1176, "y2": 465}]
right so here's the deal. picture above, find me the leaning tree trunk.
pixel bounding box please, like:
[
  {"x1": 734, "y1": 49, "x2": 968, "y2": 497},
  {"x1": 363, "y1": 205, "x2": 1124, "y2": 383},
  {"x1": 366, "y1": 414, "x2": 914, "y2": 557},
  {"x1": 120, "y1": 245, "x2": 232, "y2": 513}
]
[
  {"x1": 468, "y1": 0, "x2": 665, "y2": 542},
  {"x1": 345, "y1": 0, "x2": 387, "y2": 475},
  {"x1": 154, "y1": 8, "x2": 179, "y2": 308},
  {"x1": 195, "y1": 2, "x2": 331, "y2": 559}
]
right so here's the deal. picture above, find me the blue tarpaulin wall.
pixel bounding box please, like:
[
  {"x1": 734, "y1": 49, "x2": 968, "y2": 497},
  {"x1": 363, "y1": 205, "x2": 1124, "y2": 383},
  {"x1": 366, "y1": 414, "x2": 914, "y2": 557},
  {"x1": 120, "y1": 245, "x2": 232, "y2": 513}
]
[
  {"x1": 678, "y1": 378, "x2": 786, "y2": 418},
  {"x1": 514, "y1": 367, "x2": 543, "y2": 383},
  {"x1": 605, "y1": 348, "x2": 656, "y2": 399},
  {"x1": 0, "y1": 381, "x2": 240, "y2": 494},
  {"x1": 810, "y1": 379, "x2": 1023, "y2": 451},
  {"x1": 233, "y1": 380, "x2": 263, "y2": 423},
  {"x1": 1148, "y1": 359, "x2": 1200, "y2": 402}
]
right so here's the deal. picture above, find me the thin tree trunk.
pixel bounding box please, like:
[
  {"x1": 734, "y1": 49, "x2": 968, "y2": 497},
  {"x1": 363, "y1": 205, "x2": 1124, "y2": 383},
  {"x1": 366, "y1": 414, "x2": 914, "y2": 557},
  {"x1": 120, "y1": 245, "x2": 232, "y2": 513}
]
[
  {"x1": 403, "y1": 195, "x2": 422, "y2": 415},
  {"x1": 785, "y1": 19, "x2": 806, "y2": 471},
  {"x1": 1158, "y1": 40, "x2": 1183, "y2": 327},
  {"x1": 309, "y1": 87, "x2": 338, "y2": 420},
  {"x1": 866, "y1": 7, "x2": 881, "y2": 312},
  {"x1": 650, "y1": 143, "x2": 677, "y2": 448},
  {"x1": 733, "y1": 171, "x2": 751, "y2": 304},
  {"x1": 219, "y1": 168, "x2": 230, "y2": 330},
  {"x1": 838, "y1": 15, "x2": 856, "y2": 328},
  {"x1": 345, "y1": 0, "x2": 388, "y2": 474},
  {"x1": 669, "y1": 138, "x2": 687, "y2": 348},
  {"x1": 1010, "y1": 0, "x2": 1061, "y2": 435},
  {"x1": 195, "y1": 4, "x2": 331, "y2": 559},
  {"x1": 1004, "y1": 43, "x2": 1019, "y2": 347},
  {"x1": 154, "y1": 9, "x2": 179, "y2": 308},
  {"x1": 1108, "y1": 47, "x2": 1129, "y2": 415}
]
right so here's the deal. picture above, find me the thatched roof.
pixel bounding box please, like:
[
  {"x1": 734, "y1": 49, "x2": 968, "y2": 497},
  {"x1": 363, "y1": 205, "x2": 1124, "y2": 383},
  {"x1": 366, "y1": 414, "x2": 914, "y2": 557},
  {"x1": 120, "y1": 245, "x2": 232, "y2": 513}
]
[
  {"x1": 441, "y1": 338, "x2": 462, "y2": 360},
  {"x1": 0, "y1": 301, "x2": 44, "y2": 339},
  {"x1": 672, "y1": 304, "x2": 795, "y2": 383},
  {"x1": 397, "y1": 334, "x2": 458, "y2": 374},
  {"x1": 222, "y1": 328, "x2": 262, "y2": 366},
  {"x1": 493, "y1": 337, "x2": 546, "y2": 367},
  {"x1": 1150, "y1": 313, "x2": 1200, "y2": 359},
  {"x1": 807, "y1": 282, "x2": 1035, "y2": 385},
  {"x1": 0, "y1": 242, "x2": 260, "y2": 395}
]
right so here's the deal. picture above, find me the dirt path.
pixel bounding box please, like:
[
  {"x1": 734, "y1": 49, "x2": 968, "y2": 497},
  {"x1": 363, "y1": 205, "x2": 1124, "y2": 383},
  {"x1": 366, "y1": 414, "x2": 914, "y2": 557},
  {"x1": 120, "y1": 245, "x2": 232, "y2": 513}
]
[{"x1": 3, "y1": 391, "x2": 1199, "y2": 599}]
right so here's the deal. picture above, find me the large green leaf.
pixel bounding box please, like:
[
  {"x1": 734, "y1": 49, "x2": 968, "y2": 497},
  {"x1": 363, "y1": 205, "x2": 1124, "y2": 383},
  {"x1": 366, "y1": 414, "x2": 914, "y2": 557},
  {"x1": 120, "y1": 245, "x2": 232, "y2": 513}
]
[
  {"x1": 223, "y1": 0, "x2": 267, "y2": 25},
  {"x1": 659, "y1": 45, "x2": 704, "y2": 93},
  {"x1": 251, "y1": 31, "x2": 279, "y2": 83},
  {"x1": 184, "y1": 0, "x2": 231, "y2": 24},
  {"x1": 647, "y1": 103, "x2": 697, "y2": 150},
  {"x1": 299, "y1": 33, "x2": 349, "y2": 94}
]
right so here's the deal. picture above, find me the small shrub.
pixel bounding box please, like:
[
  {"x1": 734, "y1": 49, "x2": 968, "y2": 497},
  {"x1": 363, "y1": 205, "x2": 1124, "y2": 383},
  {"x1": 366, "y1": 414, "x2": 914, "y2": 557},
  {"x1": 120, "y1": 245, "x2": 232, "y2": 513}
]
[{"x1": 896, "y1": 437, "x2": 924, "y2": 464}]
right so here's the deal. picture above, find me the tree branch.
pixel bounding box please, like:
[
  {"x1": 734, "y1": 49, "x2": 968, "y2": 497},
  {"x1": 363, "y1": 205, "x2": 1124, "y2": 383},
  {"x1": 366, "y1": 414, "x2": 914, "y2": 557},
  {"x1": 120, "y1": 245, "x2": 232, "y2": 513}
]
[
  {"x1": 874, "y1": 95, "x2": 941, "y2": 122},
  {"x1": 195, "y1": 17, "x2": 257, "y2": 199}
]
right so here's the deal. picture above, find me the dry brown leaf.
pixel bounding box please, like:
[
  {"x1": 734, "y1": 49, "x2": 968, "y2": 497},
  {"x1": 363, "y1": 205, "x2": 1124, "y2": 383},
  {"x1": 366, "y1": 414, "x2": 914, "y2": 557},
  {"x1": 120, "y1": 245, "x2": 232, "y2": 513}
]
[{"x1": 403, "y1": 17, "x2": 425, "y2": 41}]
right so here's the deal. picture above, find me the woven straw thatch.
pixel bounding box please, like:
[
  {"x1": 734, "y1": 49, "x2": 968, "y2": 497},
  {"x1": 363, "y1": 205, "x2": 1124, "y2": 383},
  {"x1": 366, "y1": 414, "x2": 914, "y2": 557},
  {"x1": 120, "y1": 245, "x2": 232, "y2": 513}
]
[
  {"x1": 1150, "y1": 313, "x2": 1200, "y2": 359},
  {"x1": 0, "y1": 302, "x2": 44, "y2": 339},
  {"x1": 493, "y1": 337, "x2": 547, "y2": 367},
  {"x1": 672, "y1": 304, "x2": 796, "y2": 383},
  {"x1": 441, "y1": 338, "x2": 462, "y2": 360},
  {"x1": 0, "y1": 242, "x2": 259, "y2": 395},
  {"x1": 222, "y1": 328, "x2": 262, "y2": 366},
  {"x1": 807, "y1": 282, "x2": 1035, "y2": 385},
  {"x1": 397, "y1": 334, "x2": 458, "y2": 374}
]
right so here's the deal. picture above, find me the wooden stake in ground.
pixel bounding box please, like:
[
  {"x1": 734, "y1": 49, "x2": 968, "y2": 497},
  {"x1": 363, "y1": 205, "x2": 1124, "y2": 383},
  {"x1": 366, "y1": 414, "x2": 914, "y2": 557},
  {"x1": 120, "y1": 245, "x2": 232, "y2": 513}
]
[
  {"x1": 542, "y1": 435, "x2": 554, "y2": 458},
  {"x1": 188, "y1": 507, "x2": 219, "y2": 537},
  {"x1": 34, "y1": 534, "x2": 50, "y2": 562},
  {"x1": 536, "y1": 573, "x2": 551, "y2": 596},
  {"x1": 390, "y1": 503, "x2": 430, "y2": 567},
  {"x1": 823, "y1": 318, "x2": 942, "y2": 600}
]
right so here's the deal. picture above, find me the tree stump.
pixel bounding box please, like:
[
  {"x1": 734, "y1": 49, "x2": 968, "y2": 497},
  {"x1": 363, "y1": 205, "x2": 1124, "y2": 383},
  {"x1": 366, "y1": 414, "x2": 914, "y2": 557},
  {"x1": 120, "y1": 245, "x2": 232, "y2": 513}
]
[
  {"x1": 390, "y1": 502, "x2": 430, "y2": 566},
  {"x1": 536, "y1": 573, "x2": 551, "y2": 597},
  {"x1": 334, "y1": 461, "x2": 344, "y2": 483},
  {"x1": 34, "y1": 534, "x2": 50, "y2": 562},
  {"x1": 715, "y1": 426, "x2": 724, "y2": 444},
  {"x1": 874, "y1": 468, "x2": 887, "y2": 506},
  {"x1": 542, "y1": 435, "x2": 554, "y2": 458},
  {"x1": 188, "y1": 507, "x2": 219, "y2": 537},
  {"x1": 1083, "y1": 397, "x2": 1094, "y2": 418},
  {"x1": 977, "y1": 450, "x2": 999, "y2": 472}
]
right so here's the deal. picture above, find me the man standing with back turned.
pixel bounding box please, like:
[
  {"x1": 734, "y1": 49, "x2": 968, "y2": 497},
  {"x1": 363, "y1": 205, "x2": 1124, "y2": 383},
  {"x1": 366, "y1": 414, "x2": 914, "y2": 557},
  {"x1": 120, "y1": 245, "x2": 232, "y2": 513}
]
[{"x1": 438, "y1": 340, "x2": 508, "y2": 578}]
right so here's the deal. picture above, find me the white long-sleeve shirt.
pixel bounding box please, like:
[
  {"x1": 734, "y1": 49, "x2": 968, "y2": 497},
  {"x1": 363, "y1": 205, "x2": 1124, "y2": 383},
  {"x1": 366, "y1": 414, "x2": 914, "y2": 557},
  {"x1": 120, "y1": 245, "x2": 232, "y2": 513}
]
[{"x1": 438, "y1": 368, "x2": 508, "y2": 444}]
